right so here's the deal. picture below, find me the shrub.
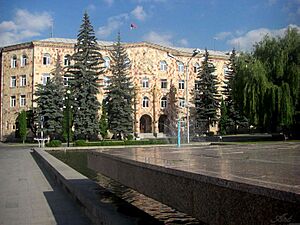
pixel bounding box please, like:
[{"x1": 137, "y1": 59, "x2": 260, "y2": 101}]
[
  {"x1": 127, "y1": 134, "x2": 134, "y2": 140},
  {"x1": 46, "y1": 140, "x2": 62, "y2": 147},
  {"x1": 74, "y1": 140, "x2": 87, "y2": 146}
]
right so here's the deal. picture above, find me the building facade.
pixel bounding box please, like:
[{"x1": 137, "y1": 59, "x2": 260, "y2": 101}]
[{"x1": 0, "y1": 38, "x2": 229, "y2": 141}]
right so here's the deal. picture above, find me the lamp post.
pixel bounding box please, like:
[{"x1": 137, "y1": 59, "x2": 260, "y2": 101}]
[
  {"x1": 64, "y1": 90, "x2": 71, "y2": 147},
  {"x1": 167, "y1": 48, "x2": 201, "y2": 144}
]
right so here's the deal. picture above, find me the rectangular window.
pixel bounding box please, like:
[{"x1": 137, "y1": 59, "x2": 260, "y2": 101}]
[
  {"x1": 20, "y1": 95, "x2": 26, "y2": 107},
  {"x1": 20, "y1": 75, "x2": 26, "y2": 86},
  {"x1": 42, "y1": 74, "x2": 50, "y2": 85},
  {"x1": 161, "y1": 79, "x2": 167, "y2": 89},
  {"x1": 10, "y1": 76, "x2": 17, "y2": 87},
  {"x1": 10, "y1": 96, "x2": 16, "y2": 107},
  {"x1": 43, "y1": 54, "x2": 50, "y2": 65},
  {"x1": 179, "y1": 80, "x2": 185, "y2": 90},
  {"x1": 11, "y1": 57, "x2": 17, "y2": 68},
  {"x1": 21, "y1": 55, "x2": 28, "y2": 67},
  {"x1": 142, "y1": 78, "x2": 149, "y2": 88},
  {"x1": 63, "y1": 76, "x2": 69, "y2": 86},
  {"x1": 179, "y1": 98, "x2": 185, "y2": 108}
]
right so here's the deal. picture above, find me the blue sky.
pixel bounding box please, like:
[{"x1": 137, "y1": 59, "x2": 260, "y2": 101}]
[{"x1": 0, "y1": 0, "x2": 299, "y2": 51}]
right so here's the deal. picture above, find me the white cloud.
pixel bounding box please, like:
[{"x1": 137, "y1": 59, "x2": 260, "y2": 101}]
[
  {"x1": 268, "y1": 0, "x2": 277, "y2": 6},
  {"x1": 131, "y1": 6, "x2": 147, "y2": 21},
  {"x1": 214, "y1": 31, "x2": 232, "y2": 40},
  {"x1": 178, "y1": 38, "x2": 189, "y2": 47},
  {"x1": 227, "y1": 24, "x2": 300, "y2": 51},
  {"x1": 96, "y1": 13, "x2": 129, "y2": 38},
  {"x1": 0, "y1": 9, "x2": 53, "y2": 47},
  {"x1": 103, "y1": 0, "x2": 114, "y2": 6},
  {"x1": 143, "y1": 31, "x2": 173, "y2": 46}
]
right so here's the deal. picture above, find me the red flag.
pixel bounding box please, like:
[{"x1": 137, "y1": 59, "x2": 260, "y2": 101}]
[{"x1": 130, "y1": 23, "x2": 137, "y2": 29}]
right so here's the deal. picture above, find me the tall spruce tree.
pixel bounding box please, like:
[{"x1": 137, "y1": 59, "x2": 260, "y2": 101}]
[
  {"x1": 164, "y1": 82, "x2": 179, "y2": 136},
  {"x1": 194, "y1": 49, "x2": 220, "y2": 133},
  {"x1": 105, "y1": 33, "x2": 133, "y2": 139},
  {"x1": 222, "y1": 49, "x2": 246, "y2": 133},
  {"x1": 35, "y1": 54, "x2": 64, "y2": 139},
  {"x1": 67, "y1": 12, "x2": 103, "y2": 140}
]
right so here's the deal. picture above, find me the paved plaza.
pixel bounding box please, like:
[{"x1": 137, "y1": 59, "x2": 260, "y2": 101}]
[
  {"x1": 94, "y1": 142, "x2": 300, "y2": 195},
  {"x1": 0, "y1": 143, "x2": 90, "y2": 225}
]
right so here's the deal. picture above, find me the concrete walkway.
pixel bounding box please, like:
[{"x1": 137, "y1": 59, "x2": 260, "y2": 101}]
[{"x1": 0, "y1": 144, "x2": 91, "y2": 225}]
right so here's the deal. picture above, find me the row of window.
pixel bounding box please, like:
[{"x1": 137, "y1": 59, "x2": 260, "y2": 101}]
[
  {"x1": 160, "y1": 60, "x2": 200, "y2": 73},
  {"x1": 10, "y1": 54, "x2": 200, "y2": 73},
  {"x1": 11, "y1": 55, "x2": 28, "y2": 68},
  {"x1": 10, "y1": 95, "x2": 26, "y2": 107},
  {"x1": 142, "y1": 96, "x2": 185, "y2": 108},
  {"x1": 10, "y1": 75, "x2": 27, "y2": 87},
  {"x1": 141, "y1": 78, "x2": 185, "y2": 90}
]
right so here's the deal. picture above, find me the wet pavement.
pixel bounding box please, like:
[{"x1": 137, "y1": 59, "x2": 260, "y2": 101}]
[{"x1": 94, "y1": 142, "x2": 300, "y2": 195}]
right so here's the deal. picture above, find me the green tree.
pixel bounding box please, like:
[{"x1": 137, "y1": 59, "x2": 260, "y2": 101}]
[
  {"x1": 234, "y1": 28, "x2": 300, "y2": 133},
  {"x1": 105, "y1": 33, "x2": 133, "y2": 139},
  {"x1": 66, "y1": 12, "x2": 104, "y2": 140},
  {"x1": 164, "y1": 83, "x2": 179, "y2": 136},
  {"x1": 219, "y1": 98, "x2": 228, "y2": 135},
  {"x1": 18, "y1": 110, "x2": 27, "y2": 143},
  {"x1": 35, "y1": 55, "x2": 64, "y2": 139},
  {"x1": 99, "y1": 104, "x2": 108, "y2": 139},
  {"x1": 223, "y1": 49, "x2": 247, "y2": 133},
  {"x1": 194, "y1": 49, "x2": 220, "y2": 134}
]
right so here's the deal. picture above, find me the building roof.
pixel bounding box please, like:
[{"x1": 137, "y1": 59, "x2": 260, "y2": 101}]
[{"x1": 40, "y1": 38, "x2": 228, "y2": 57}]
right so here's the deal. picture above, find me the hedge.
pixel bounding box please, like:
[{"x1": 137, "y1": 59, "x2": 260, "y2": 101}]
[{"x1": 46, "y1": 140, "x2": 62, "y2": 147}]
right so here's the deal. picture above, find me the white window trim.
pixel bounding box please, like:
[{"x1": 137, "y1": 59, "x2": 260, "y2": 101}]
[
  {"x1": 10, "y1": 96, "x2": 16, "y2": 107},
  {"x1": 161, "y1": 79, "x2": 167, "y2": 89},
  {"x1": 42, "y1": 74, "x2": 50, "y2": 85},
  {"x1": 20, "y1": 75, "x2": 26, "y2": 87},
  {"x1": 160, "y1": 61, "x2": 167, "y2": 71},
  {"x1": 43, "y1": 54, "x2": 51, "y2": 65},
  {"x1": 21, "y1": 55, "x2": 27, "y2": 67},
  {"x1": 10, "y1": 76, "x2": 17, "y2": 87},
  {"x1": 161, "y1": 97, "x2": 167, "y2": 108},
  {"x1": 179, "y1": 98, "x2": 185, "y2": 108},
  {"x1": 142, "y1": 96, "x2": 149, "y2": 108},
  {"x1": 178, "y1": 62, "x2": 184, "y2": 73},
  {"x1": 142, "y1": 78, "x2": 149, "y2": 88},
  {"x1": 179, "y1": 80, "x2": 185, "y2": 90},
  {"x1": 11, "y1": 57, "x2": 17, "y2": 68},
  {"x1": 20, "y1": 95, "x2": 26, "y2": 107}
]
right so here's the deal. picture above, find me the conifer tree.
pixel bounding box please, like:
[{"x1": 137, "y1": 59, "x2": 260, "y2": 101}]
[
  {"x1": 164, "y1": 83, "x2": 179, "y2": 136},
  {"x1": 18, "y1": 110, "x2": 27, "y2": 143},
  {"x1": 194, "y1": 49, "x2": 220, "y2": 134},
  {"x1": 105, "y1": 33, "x2": 133, "y2": 139},
  {"x1": 218, "y1": 98, "x2": 228, "y2": 135},
  {"x1": 99, "y1": 104, "x2": 108, "y2": 139},
  {"x1": 35, "y1": 54, "x2": 64, "y2": 139},
  {"x1": 66, "y1": 12, "x2": 104, "y2": 140},
  {"x1": 223, "y1": 49, "x2": 246, "y2": 133}
]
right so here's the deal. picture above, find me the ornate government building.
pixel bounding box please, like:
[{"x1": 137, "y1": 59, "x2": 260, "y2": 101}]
[{"x1": 0, "y1": 38, "x2": 229, "y2": 141}]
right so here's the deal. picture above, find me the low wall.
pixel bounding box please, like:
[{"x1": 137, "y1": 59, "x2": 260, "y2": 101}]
[
  {"x1": 33, "y1": 149, "x2": 160, "y2": 225},
  {"x1": 88, "y1": 151, "x2": 300, "y2": 225}
]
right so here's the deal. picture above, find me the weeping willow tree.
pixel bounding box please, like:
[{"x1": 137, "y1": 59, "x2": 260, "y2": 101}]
[{"x1": 233, "y1": 28, "x2": 300, "y2": 132}]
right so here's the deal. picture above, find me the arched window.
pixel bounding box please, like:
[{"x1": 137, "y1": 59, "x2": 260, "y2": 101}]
[
  {"x1": 194, "y1": 63, "x2": 200, "y2": 73},
  {"x1": 104, "y1": 56, "x2": 110, "y2": 68},
  {"x1": 43, "y1": 53, "x2": 51, "y2": 65},
  {"x1": 21, "y1": 54, "x2": 28, "y2": 67},
  {"x1": 64, "y1": 55, "x2": 71, "y2": 66},
  {"x1": 160, "y1": 96, "x2": 167, "y2": 108},
  {"x1": 142, "y1": 96, "x2": 149, "y2": 108},
  {"x1": 178, "y1": 61, "x2": 184, "y2": 73},
  {"x1": 160, "y1": 60, "x2": 167, "y2": 71},
  {"x1": 11, "y1": 55, "x2": 17, "y2": 68},
  {"x1": 142, "y1": 77, "x2": 149, "y2": 88}
]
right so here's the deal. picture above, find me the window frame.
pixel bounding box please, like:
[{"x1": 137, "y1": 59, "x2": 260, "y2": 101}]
[
  {"x1": 20, "y1": 75, "x2": 26, "y2": 87},
  {"x1": 194, "y1": 63, "x2": 200, "y2": 73},
  {"x1": 10, "y1": 76, "x2": 17, "y2": 87},
  {"x1": 64, "y1": 55, "x2": 71, "y2": 66},
  {"x1": 20, "y1": 95, "x2": 26, "y2": 107},
  {"x1": 10, "y1": 96, "x2": 16, "y2": 107},
  {"x1": 104, "y1": 56, "x2": 110, "y2": 68},
  {"x1": 21, "y1": 55, "x2": 28, "y2": 67},
  {"x1": 160, "y1": 96, "x2": 167, "y2": 108},
  {"x1": 160, "y1": 79, "x2": 167, "y2": 89},
  {"x1": 160, "y1": 61, "x2": 167, "y2": 71},
  {"x1": 11, "y1": 56, "x2": 17, "y2": 68},
  {"x1": 43, "y1": 53, "x2": 51, "y2": 65},
  {"x1": 142, "y1": 77, "x2": 149, "y2": 88},
  {"x1": 142, "y1": 96, "x2": 149, "y2": 108},
  {"x1": 178, "y1": 61, "x2": 184, "y2": 73},
  {"x1": 42, "y1": 73, "x2": 50, "y2": 85},
  {"x1": 179, "y1": 79, "x2": 185, "y2": 90},
  {"x1": 179, "y1": 98, "x2": 185, "y2": 108}
]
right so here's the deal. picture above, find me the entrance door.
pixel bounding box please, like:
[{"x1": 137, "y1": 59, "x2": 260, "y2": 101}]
[{"x1": 140, "y1": 115, "x2": 152, "y2": 133}]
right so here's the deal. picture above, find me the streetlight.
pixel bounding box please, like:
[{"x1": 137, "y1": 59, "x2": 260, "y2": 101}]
[
  {"x1": 64, "y1": 90, "x2": 72, "y2": 147},
  {"x1": 167, "y1": 48, "x2": 201, "y2": 144}
]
